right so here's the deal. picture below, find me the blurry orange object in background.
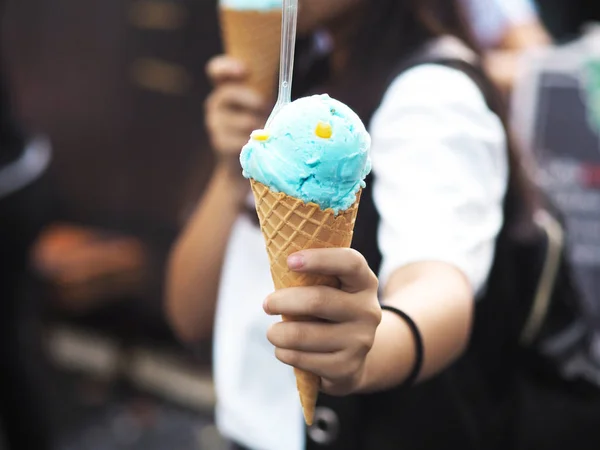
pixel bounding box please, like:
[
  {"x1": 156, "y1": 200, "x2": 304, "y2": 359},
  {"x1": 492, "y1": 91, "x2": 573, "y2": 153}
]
[{"x1": 31, "y1": 223, "x2": 148, "y2": 313}]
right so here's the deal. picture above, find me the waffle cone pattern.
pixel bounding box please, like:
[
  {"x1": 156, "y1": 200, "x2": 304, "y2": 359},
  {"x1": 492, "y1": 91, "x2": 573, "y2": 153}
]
[
  {"x1": 219, "y1": 8, "x2": 282, "y2": 100},
  {"x1": 250, "y1": 179, "x2": 362, "y2": 425}
]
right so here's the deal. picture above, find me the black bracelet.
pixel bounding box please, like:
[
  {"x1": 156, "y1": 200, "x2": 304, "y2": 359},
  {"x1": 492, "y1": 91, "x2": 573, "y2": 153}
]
[{"x1": 380, "y1": 305, "x2": 424, "y2": 389}]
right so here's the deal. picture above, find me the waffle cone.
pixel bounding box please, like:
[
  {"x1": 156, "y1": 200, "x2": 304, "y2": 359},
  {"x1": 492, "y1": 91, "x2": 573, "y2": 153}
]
[
  {"x1": 219, "y1": 8, "x2": 281, "y2": 100},
  {"x1": 250, "y1": 179, "x2": 362, "y2": 425}
]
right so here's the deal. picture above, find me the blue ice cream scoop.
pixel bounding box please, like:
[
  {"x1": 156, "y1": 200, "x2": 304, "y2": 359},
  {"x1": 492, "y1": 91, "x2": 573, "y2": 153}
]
[
  {"x1": 240, "y1": 94, "x2": 372, "y2": 213},
  {"x1": 220, "y1": 0, "x2": 282, "y2": 10}
]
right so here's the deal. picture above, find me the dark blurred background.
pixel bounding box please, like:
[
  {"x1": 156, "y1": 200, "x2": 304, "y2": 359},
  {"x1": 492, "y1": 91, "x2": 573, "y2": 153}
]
[
  {"x1": 2, "y1": 0, "x2": 224, "y2": 448},
  {"x1": 2, "y1": 0, "x2": 218, "y2": 326}
]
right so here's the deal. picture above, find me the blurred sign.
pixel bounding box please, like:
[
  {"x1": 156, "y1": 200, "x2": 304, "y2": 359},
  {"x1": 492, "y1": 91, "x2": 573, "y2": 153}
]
[{"x1": 513, "y1": 25, "x2": 600, "y2": 376}]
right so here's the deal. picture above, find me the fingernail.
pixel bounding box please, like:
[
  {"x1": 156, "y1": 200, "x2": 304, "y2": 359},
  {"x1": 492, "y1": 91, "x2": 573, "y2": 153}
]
[
  {"x1": 287, "y1": 253, "x2": 305, "y2": 270},
  {"x1": 263, "y1": 297, "x2": 271, "y2": 314}
]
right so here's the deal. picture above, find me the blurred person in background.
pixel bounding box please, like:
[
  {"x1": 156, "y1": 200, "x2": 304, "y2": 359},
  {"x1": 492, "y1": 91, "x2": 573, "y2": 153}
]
[
  {"x1": 464, "y1": 0, "x2": 552, "y2": 91},
  {"x1": 167, "y1": 0, "x2": 593, "y2": 449},
  {"x1": 0, "y1": 1, "x2": 55, "y2": 448}
]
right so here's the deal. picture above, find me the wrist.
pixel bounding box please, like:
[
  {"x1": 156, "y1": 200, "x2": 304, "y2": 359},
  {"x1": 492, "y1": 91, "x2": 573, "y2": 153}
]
[
  {"x1": 380, "y1": 305, "x2": 424, "y2": 389},
  {"x1": 214, "y1": 157, "x2": 243, "y2": 180},
  {"x1": 211, "y1": 162, "x2": 250, "y2": 208},
  {"x1": 354, "y1": 309, "x2": 417, "y2": 394}
]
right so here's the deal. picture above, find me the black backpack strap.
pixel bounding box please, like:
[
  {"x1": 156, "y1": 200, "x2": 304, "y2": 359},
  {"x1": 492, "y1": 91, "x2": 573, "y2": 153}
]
[
  {"x1": 388, "y1": 36, "x2": 573, "y2": 350},
  {"x1": 384, "y1": 36, "x2": 585, "y2": 375},
  {"x1": 402, "y1": 35, "x2": 479, "y2": 69},
  {"x1": 398, "y1": 36, "x2": 505, "y2": 119},
  {"x1": 352, "y1": 36, "x2": 498, "y2": 277}
]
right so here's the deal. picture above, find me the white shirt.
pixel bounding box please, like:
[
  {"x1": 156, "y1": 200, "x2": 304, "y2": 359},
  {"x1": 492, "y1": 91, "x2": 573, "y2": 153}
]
[
  {"x1": 463, "y1": 0, "x2": 539, "y2": 49},
  {"x1": 213, "y1": 64, "x2": 508, "y2": 450}
]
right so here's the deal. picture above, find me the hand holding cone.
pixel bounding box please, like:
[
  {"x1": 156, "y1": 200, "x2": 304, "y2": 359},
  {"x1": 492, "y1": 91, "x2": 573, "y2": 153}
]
[{"x1": 250, "y1": 179, "x2": 362, "y2": 425}]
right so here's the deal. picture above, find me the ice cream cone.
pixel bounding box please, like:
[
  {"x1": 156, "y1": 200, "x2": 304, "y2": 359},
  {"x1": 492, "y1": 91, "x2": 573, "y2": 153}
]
[
  {"x1": 250, "y1": 179, "x2": 362, "y2": 425},
  {"x1": 219, "y1": 8, "x2": 282, "y2": 100}
]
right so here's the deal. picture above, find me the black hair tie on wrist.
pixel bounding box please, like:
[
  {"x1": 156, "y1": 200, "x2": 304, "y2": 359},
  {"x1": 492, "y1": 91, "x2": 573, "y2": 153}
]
[{"x1": 380, "y1": 305, "x2": 424, "y2": 389}]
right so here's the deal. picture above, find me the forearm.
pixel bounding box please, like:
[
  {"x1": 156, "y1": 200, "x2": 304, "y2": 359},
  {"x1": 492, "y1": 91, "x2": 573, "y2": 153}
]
[
  {"x1": 166, "y1": 164, "x2": 246, "y2": 342},
  {"x1": 484, "y1": 21, "x2": 551, "y2": 93},
  {"x1": 357, "y1": 262, "x2": 474, "y2": 393}
]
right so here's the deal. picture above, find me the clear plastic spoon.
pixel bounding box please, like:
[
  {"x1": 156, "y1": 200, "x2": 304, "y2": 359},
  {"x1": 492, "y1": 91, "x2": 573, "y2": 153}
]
[{"x1": 265, "y1": 0, "x2": 298, "y2": 127}]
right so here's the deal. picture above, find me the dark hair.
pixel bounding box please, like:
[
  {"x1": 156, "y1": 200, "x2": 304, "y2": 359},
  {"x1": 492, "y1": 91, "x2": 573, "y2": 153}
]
[
  {"x1": 294, "y1": 0, "x2": 478, "y2": 116},
  {"x1": 293, "y1": 0, "x2": 538, "y2": 227}
]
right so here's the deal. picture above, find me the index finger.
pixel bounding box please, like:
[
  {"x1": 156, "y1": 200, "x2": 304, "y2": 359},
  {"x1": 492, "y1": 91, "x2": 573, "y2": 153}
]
[
  {"x1": 214, "y1": 84, "x2": 268, "y2": 114},
  {"x1": 206, "y1": 55, "x2": 247, "y2": 85},
  {"x1": 287, "y1": 248, "x2": 379, "y2": 293}
]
